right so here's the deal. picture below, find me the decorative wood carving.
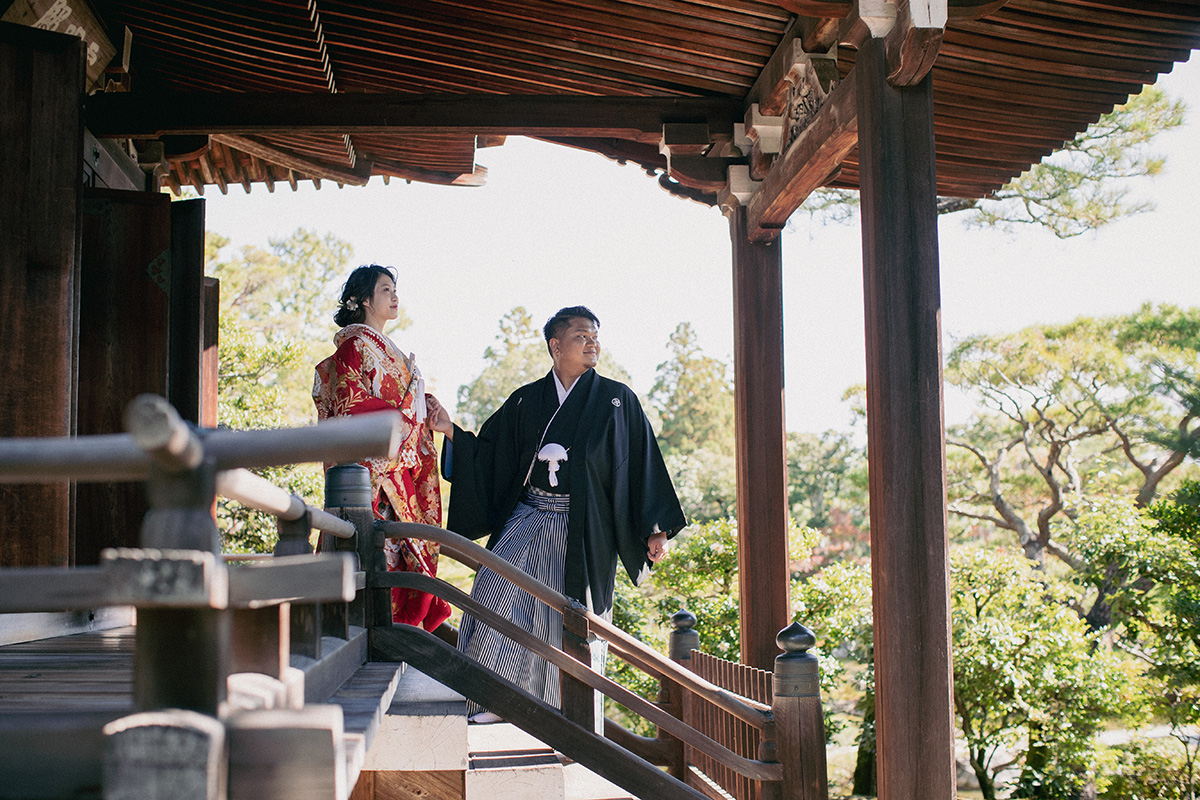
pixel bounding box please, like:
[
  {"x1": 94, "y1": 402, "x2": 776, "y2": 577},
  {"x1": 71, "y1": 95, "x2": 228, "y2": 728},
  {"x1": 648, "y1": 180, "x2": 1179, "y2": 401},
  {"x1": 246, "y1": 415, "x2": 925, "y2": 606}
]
[
  {"x1": 744, "y1": 69, "x2": 859, "y2": 241},
  {"x1": 781, "y1": 54, "x2": 839, "y2": 155}
]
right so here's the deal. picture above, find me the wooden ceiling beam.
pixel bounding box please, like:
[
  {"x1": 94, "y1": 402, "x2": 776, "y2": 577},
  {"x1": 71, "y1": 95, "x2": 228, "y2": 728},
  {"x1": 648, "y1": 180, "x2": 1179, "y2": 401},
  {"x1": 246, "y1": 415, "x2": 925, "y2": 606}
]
[{"x1": 86, "y1": 93, "x2": 743, "y2": 144}]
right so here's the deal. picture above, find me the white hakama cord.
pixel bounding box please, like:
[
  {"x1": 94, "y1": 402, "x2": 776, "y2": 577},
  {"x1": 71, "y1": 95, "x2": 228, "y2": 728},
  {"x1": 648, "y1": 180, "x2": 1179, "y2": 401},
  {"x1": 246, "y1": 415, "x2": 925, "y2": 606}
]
[{"x1": 458, "y1": 488, "x2": 570, "y2": 714}]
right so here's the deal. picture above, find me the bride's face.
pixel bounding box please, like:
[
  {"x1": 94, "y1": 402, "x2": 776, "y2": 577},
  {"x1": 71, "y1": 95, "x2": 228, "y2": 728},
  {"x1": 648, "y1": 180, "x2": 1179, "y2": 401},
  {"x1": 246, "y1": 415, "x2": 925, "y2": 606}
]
[{"x1": 362, "y1": 274, "x2": 399, "y2": 329}]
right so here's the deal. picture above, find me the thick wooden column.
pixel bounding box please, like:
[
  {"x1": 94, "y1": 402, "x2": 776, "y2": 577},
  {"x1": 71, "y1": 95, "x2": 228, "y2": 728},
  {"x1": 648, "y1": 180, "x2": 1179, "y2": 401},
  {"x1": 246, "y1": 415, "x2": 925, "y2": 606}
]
[
  {"x1": 728, "y1": 205, "x2": 790, "y2": 671},
  {"x1": 855, "y1": 38, "x2": 955, "y2": 800},
  {"x1": 76, "y1": 190, "x2": 173, "y2": 565},
  {"x1": 0, "y1": 24, "x2": 84, "y2": 567}
]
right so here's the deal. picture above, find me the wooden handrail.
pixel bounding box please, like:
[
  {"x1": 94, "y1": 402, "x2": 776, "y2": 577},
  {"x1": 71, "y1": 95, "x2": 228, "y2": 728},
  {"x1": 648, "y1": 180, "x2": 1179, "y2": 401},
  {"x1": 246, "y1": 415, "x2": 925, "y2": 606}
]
[
  {"x1": 375, "y1": 522, "x2": 773, "y2": 728},
  {"x1": 374, "y1": 624, "x2": 713, "y2": 800},
  {"x1": 0, "y1": 408, "x2": 399, "y2": 483},
  {"x1": 375, "y1": 570, "x2": 782, "y2": 782},
  {"x1": 216, "y1": 468, "x2": 354, "y2": 538}
]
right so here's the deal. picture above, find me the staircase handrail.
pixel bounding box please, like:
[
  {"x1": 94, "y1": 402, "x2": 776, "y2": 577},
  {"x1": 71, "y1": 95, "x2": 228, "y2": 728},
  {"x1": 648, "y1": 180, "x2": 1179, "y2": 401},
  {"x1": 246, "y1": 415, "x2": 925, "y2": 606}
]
[
  {"x1": 216, "y1": 467, "x2": 354, "y2": 538},
  {"x1": 375, "y1": 521, "x2": 773, "y2": 729},
  {"x1": 374, "y1": 569, "x2": 782, "y2": 782},
  {"x1": 372, "y1": 623, "x2": 714, "y2": 800}
]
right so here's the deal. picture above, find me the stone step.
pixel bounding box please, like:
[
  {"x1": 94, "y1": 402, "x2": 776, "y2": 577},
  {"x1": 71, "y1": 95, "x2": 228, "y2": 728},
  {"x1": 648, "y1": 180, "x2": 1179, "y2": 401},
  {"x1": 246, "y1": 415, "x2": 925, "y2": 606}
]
[
  {"x1": 468, "y1": 722, "x2": 632, "y2": 800},
  {"x1": 466, "y1": 745, "x2": 563, "y2": 800},
  {"x1": 352, "y1": 667, "x2": 635, "y2": 800},
  {"x1": 361, "y1": 666, "x2": 469, "y2": 772}
]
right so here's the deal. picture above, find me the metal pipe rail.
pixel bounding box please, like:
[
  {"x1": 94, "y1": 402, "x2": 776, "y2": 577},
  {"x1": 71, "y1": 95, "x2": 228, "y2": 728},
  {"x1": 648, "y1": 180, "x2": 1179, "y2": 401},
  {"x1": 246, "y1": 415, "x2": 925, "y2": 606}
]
[
  {"x1": 375, "y1": 521, "x2": 774, "y2": 728},
  {"x1": 0, "y1": 395, "x2": 401, "y2": 483},
  {"x1": 215, "y1": 468, "x2": 354, "y2": 539}
]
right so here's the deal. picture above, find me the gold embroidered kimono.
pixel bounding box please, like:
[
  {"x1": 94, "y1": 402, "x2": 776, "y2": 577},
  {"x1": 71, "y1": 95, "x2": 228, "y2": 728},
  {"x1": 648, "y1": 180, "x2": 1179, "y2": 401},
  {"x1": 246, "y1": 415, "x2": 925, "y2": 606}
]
[{"x1": 313, "y1": 323, "x2": 450, "y2": 631}]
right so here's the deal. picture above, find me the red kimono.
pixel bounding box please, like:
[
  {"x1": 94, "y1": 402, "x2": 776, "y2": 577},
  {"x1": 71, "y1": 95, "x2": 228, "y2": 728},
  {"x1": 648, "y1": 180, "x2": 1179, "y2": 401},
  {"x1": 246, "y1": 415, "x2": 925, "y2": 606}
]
[{"x1": 313, "y1": 323, "x2": 451, "y2": 631}]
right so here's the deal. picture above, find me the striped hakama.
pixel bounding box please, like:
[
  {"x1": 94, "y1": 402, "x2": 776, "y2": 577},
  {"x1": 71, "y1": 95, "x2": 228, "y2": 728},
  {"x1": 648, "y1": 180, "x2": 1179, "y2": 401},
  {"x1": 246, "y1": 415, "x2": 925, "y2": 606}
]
[
  {"x1": 458, "y1": 487, "x2": 569, "y2": 713},
  {"x1": 458, "y1": 486, "x2": 608, "y2": 720}
]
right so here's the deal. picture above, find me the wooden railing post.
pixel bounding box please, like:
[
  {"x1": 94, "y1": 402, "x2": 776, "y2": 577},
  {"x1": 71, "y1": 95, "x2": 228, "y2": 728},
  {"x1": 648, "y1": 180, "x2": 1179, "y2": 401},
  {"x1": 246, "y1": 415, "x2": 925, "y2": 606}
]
[
  {"x1": 660, "y1": 609, "x2": 699, "y2": 778},
  {"x1": 772, "y1": 622, "x2": 827, "y2": 800},
  {"x1": 125, "y1": 395, "x2": 229, "y2": 716},
  {"x1": 323, "y1": 463, "x2": 384, "y2": 630},
  {"x1": 274, "y1": 509, "x2": 313, "y2": 557},
  {"x1": 561, "y1": 601, "x2": 600, "y2": 734}
]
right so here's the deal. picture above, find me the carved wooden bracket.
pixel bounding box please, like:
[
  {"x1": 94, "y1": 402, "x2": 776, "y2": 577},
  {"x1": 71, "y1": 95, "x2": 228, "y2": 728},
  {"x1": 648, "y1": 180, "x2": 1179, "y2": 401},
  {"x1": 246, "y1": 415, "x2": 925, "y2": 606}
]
[
  {"x1": 716, "y1": 0, "x2": 952, "y2": 238},
  {"x1": 839, "y1": 0, "x2": 946, "y2": 86},
  {"x1": 738, "y1": 69, "x2": 859, "y2": 240}
]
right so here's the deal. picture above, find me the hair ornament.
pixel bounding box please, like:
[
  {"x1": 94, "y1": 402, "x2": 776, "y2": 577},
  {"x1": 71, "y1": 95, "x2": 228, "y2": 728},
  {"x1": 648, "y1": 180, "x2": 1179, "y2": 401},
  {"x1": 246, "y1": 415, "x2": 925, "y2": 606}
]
[{"x1": 345, "y1": 299, "x2": 359, "y2": 311}]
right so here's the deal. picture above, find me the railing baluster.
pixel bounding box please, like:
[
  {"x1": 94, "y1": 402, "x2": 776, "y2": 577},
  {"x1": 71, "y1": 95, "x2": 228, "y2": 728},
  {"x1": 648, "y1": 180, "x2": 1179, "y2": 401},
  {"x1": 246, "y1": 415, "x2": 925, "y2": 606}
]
[
  {"x1": 323, "y1": 463, "x2": 384, "y2": 629},
  {"x1": 773, "y1": 623, "x2": 828, "y2": 800},
  {"x1": 561, "y1": 601, "x2": 598, "y2": 734},
  {"x1": 665, "y1": 610, "x2": 699, "y2": 779}
]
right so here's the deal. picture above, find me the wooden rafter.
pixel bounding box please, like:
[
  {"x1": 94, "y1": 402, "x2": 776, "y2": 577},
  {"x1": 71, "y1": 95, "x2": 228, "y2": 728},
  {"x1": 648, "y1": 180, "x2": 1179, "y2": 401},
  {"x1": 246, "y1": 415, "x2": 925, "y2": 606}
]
[
  {"x1": 362, "y1": 153, "x2": 487, "y2": 187},
  {"x1": 210, "y1": 134, "x2": 372, "y2": 186}
]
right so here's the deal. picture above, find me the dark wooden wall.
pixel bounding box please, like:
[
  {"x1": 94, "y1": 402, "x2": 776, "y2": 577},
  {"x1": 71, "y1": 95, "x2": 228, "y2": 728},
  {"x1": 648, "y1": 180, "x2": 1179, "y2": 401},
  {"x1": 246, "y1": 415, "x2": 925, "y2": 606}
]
[
  {"x1": 75, "y1": 190, "x2": 174, "y2": 564},
  {"x1": 0, "y1": 23, "x2": 210, "y2": 569},
  {"x1": 729, "y1": 206, "x2": 791, "y2": 671},
  {"x1": 74, "y1": 192, "x2": 208, "y2": 565},
  {"x1": 0, "y1": 24, "x2": 84, "y2": 568},
  {"x1": 855, "y1": 38, "x2": 955, "y2": 800}
]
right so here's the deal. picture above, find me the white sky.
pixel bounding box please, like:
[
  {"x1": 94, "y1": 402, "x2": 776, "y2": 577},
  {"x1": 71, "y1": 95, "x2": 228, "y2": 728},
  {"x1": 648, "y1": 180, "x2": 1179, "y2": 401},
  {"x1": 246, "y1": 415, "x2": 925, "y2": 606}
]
[{"x1": 204, "y1": 55, "x2": 1200, "y2": 434}]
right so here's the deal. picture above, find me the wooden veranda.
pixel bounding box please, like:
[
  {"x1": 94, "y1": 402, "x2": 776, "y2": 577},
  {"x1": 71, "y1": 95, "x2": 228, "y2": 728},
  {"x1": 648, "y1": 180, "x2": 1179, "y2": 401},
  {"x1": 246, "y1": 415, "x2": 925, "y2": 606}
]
[{"x1": 3, "y1": 1, "x2": 1200, "y2": 798}]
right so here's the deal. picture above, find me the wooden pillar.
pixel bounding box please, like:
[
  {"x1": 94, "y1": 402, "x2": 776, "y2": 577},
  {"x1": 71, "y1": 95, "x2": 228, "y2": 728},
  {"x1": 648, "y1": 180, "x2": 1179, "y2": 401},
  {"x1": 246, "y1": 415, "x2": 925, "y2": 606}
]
[
  {"x1": 855, "y1": 38, "x2": 955, "y2": 800},
  {"x1": 76, "y1": 190, "x2": 173, "y2": 565},
  {"x1": 201, "y1": 277, "x2": 221, "y2": 429},
  {"x1": 0, "y1": 24, "x2": 84, "y2": 568},
  {"x1": 728, "y1": 205, "x2": 790, "y2": 671},
  {"x1": 169, "y1": 198, "x2": 207, "y2": 424}
]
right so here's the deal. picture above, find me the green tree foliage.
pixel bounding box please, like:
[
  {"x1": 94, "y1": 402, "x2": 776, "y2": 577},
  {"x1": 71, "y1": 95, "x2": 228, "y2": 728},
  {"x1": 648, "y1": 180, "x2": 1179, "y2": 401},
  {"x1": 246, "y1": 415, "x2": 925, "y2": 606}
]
[
  {"x1": 650, "y1": 322, "x2": 734, "y2": 457},
  {"x1": 786, "y1": 430, "x2": 866, "y2": 530},
  {"x1": 806, "y1": 86, "x2": 1186, "y2": 239},
  {"x1": 1065, "y1": 484, "x2": 1200, "y2": 791},
  {"x1": 455, "y1": 307, "x2": 549, "y2": 430},
  {"x1": 455, "y1": 306, "x2": 631, "y2": 430},
  {"x1": 206, "y1": 228, "x2": 359, "y2": 551},
  {"x1": 1098, "y1": 738, "x2": 1200, "y2": 800},
  {"x1": 793, "y1": 558, "x2": 873, "y2": 752},
  {"x1": 945, "y1": 305, "x2": 1199, "y2": 554},
  {"x1": 664, "y1": 448, "x2": 736, "y2": 524},
  {"x1": 949, "y1": 86, "x2": 1186, "y2": 238},
  {"x1": 649, "y1": 322, "x2": 737, "y2": 523},
  {"x1": 951, "y1": 547, "x2": 1131, "y2": 800},
  {"x1": 946, "y1": 304, "x2": 1200, "y2": 632}
]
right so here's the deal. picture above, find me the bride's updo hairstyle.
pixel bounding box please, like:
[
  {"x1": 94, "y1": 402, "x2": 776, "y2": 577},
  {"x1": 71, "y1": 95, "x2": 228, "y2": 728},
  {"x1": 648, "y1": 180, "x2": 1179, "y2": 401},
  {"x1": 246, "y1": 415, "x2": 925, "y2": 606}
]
[{"x1": 335, "y1": 264, "x2": 396, "y2": 328}]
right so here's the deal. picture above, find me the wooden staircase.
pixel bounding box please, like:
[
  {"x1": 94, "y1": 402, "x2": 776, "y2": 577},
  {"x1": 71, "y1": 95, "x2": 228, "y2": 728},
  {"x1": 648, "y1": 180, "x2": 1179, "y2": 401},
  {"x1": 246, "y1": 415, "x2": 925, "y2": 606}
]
[
  {"x1": 338, "y1": 665, "x2": 630, "y2": 800},
  {"x1": 0, "y1": 400, "x2": 827, "y2": 800}
]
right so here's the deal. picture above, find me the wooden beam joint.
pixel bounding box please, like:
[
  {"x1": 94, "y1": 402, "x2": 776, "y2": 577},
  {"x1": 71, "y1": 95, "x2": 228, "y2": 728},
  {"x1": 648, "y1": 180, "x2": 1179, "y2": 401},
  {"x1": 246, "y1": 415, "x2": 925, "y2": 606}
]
[
  {"x1": 838, "y1": 0, "x2": 947, "y2": 86},
  {"x1": 739, "y1": 68, "x2": 859, "y2": 241}
]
